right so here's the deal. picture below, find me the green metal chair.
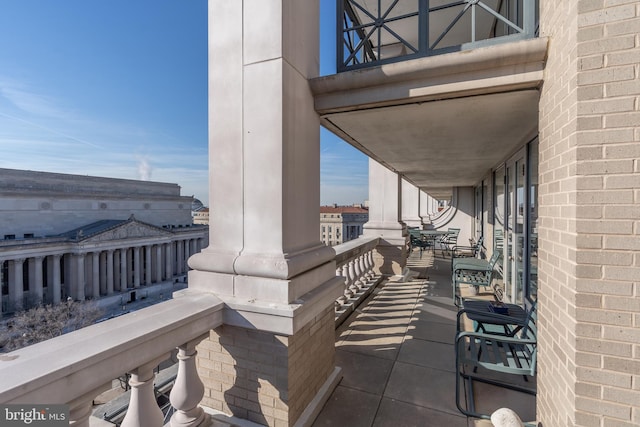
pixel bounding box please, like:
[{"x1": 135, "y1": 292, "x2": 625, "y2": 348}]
[
  {"x1": 452, "y1": 251, "x2": 501, "y2": 305},
  {"x1": 439, "y1": 227, "x2": 460, "y2": 256},
  {"x1": 455, "y1": 302, "x2": 537, "y2": 423}
]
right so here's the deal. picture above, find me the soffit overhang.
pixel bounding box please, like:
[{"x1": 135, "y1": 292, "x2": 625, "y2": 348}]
[{"x1": 311, "y1": 37, "x2": 547, "y2": 199}]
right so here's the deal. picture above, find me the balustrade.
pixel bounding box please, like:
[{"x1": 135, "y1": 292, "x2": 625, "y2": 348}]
[
  {"x1": 0, "y1": 291, "x2": 223, "y2": 427},
  {"x1": 333, "y1": 236, "x2": 382, "y2": 324}
]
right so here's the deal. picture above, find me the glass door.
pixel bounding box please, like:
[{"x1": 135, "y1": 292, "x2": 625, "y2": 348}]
[{"x1": 504, "y1": 149, "x2": 527, "y2": 305}]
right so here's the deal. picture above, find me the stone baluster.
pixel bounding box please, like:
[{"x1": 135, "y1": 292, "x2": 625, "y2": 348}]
[
  {"x1": 347, "y1": 261, "x2": 358, "y2": 299},
  {"x1": 68, "y1": 384, "x2": 110, "y2": 427},
  {"x1": 121, "y1": 355, "x2": 167, "y2": 427},
  {"x1": 170, "y1": 339, "x2": 208, "y2": 427},
  {"x1": 358, "y1": 254, "x2": 368, "y2": 284},
  {"x1": 366, "y1": 250, "x2": 375, "y2": 279},
  {"x1": 336, "y1": 264, "x2": 349, "y2": 307},
  {"x1": 350, "y1": 258, "x2": 362, "y2": 294}
]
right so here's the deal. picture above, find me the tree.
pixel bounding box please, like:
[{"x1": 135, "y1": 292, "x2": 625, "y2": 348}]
[{"x1": 0, "y1": 299, "x2": 104, "y2": 352}]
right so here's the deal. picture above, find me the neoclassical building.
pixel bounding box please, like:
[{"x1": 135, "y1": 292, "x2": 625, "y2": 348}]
[
  {"x1": 0, "y1": 168, "x2": 208, "y2": 316},
  {"x1": 319, "y1": 204, "x2": 368, "y2": 246}
]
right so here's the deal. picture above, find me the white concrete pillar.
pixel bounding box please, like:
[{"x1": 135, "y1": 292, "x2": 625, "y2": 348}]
[
  {"x1": 363, "y1": 159, "x2": 408, "y2": 276},
  {"x1": 92, "y1": 252, "x2": 100, "y2": 298},
  {"x1": 133, "y1": 246, "x2": 141, "y2": 288},
  {"x1": 52, "y1": 255, "x2": 62, "y2": 304},
  {"x1": 120, "y1": 248, "x2": 128, "y2": 290},
  {"x1": 402, "y1": 178, "x2": 422, "y2": 228},
  {"x1": 144, "y1": 245, "x2": 152, "y2": 285},
  {"x1": 75, "y1": 253, "x2": 86, "y2": 301},
  {"x1": 32, "y1": 256, "x2": 44, "y2": 305},
  {"x1": 188, "y1": 2, "x2": 342, "y2": 423},
  {"x1": 106, "y1": 250, "x2": 115, "y2": 295}
]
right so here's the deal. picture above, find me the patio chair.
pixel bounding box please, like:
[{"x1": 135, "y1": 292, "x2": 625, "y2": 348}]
[
  {"x1": 455, "y1": 302, "x2": 537, "y2": 423},
  {"x1": 439, "y1": 227, "x2": 460, "y2": 257},
  {"x1": 452, "y1": 251, "x2": 502, "y2": 305},
  {"x1": 408, "y1": 228, "x2": 432, "y2": 258},
  {"x1": 451, "y1": 236, "x2": 484, "y2": 268}
]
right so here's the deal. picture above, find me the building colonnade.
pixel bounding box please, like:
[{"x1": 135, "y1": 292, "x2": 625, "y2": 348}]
[{"x1": 0, "y1": 237, "x2": 204, "y2": 316}]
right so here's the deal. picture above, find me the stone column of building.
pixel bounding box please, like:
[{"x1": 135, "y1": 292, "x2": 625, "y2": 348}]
[
  {"x1": 155, "y1": 245, "x2": 163, "y2": 283},
  {"x1": 119, "y1": 248, "x2": 128, "y2": 290},
  {"x1": 144, "y1": 245, "x2": 152, "y2": 286},
  {"x1": 537, "y1": 2, "x2": 640, "y2": 426},
  {"x1": 9, "y1": 258, "x2": 24, "y2": 311},
  {"x1": 31, "y1": 256, "x2": 44, "y2": 306},
  {"x1": 363, "y1": 159, "x2": 408, "y2": 276},
  {"x1": 188, "y1": 2, "x2": 342, "y2": 425},
  {"x1": 178, "y1": 239, "x2": 185, "y2": 275},
  {"x1": 51, "y1": 255, "x2": 62, "y2": 304},
  {"x1": 113, "y1": 250, "x2": 121, "y2": 292},
  {"x1": 106, "y1": 250, "x2": 114, "y2": 295},
  {"x1": 165, "y1": 243, "x2": 173, "y2": 281},
  {"x1": 133, "y1": 247, "x2": 141, "y2": 288},
  {"x1": 92, "y1": 252, "x2": 100, "y2": 299},
  {"x1": 99, "y1": 252, "x2": 107, "y2": 295},
  {"x1": 401, "y1": 178, "x2": 422, "y2": 228},
  {"x1": 74, "y1": 254, "x2": 86, "y2": 301}
]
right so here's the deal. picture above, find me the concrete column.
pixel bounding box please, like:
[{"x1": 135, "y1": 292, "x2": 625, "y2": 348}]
[
  {"x1": 363, "y1": 159, "x2": 408, "y2": 276},
  {"x1": 155, "y1": 245, "x2": 163, "y2": 283},
  {"x1": 9, "y1": 258, "x2": 25, "y2": 311},
  {"x1": 30, "y1": 256, "x2": 44, "y2": 306},
  {"x1": 99, "y1": 252, "x2": 107, "y2": 295},
  {"x1": 176, "y1": 240, "x2": 184, "y2": 275},
  {"x1": 401, "y1": 178, "x2": 422, "y2": 228},
  {"x1": 133, "y1": 247, "x2": 141, "y2": 288},
  {"x1": 120, "y1": 248, "x2": 128, "y2": 290},
  {"x1": 188, "y1": 2, "x2": 342, "y2": 425},
  {"x1": 52, "y1": 255, "x2": 62, "y2": 304},
  {"x1": 75, "y1": 253, "x2": 86, "y2": 301},
  {"x1": 106, "y1": 250, "x2": 114, "y2": 295},
  {"x1": 165, "y1": 243, "x2": 172, "y2": 280},
  {"x1": 144, "y1": 245, "x2": 152, "y2": 285},
  {"x1": 92, "y1": 252, "x2": 100, "y2": 298},
  {"x1": 113, "y1": 250, "x2": 121, "y2": 292}
]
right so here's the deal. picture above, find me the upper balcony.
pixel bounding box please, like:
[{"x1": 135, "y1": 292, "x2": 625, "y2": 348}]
[{"x1": 338, "y1": 0, "x2": 539, "y2": 72}]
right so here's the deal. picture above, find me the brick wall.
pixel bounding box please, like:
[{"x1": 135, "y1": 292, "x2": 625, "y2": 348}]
[
  {"x1": 539, "y1": 1, "x2": 640, "y2": 426},
  {"x1": 197, "y1": 306, "x2": 336, "y2": 426}
]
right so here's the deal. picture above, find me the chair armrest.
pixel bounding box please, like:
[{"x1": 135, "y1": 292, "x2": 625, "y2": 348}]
[{"x1": 456, "y1": 307, "x2": 527, "y2": 332}]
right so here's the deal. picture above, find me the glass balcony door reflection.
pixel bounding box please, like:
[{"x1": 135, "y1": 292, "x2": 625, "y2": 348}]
[{"x1": 504, "y1": 149, "x2": 526, "y2": 305}]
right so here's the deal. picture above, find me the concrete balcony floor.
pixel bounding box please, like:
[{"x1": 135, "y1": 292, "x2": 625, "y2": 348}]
[{"x1": 313, "y1": 249, "x2": 536, "y2": 427}]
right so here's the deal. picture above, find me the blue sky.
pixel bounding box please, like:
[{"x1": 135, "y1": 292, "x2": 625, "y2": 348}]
[{"x1": 0, "y1": 0, "x2": 367, "y2": 207}]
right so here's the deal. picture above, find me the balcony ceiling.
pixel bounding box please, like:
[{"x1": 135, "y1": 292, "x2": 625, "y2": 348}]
[{"x1": 310, "y1": 38, "x2": 547, "y2": 199}]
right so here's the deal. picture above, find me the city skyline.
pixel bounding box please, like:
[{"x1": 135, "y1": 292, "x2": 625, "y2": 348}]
[{"x1": 0, "y1": 0, "x2": 368, "y2": 207}]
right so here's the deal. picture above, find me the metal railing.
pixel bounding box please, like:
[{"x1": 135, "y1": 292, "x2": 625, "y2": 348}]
[{"x1": 338, "y1": 0, "x2": 539, "y2": 71}]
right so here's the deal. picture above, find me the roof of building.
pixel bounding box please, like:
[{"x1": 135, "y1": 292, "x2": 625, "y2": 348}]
[{"x1": 320, "y1": 205, "x2": 368, "y2": 214}]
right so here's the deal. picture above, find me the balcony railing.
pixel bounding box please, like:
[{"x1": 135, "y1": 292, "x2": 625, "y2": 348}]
[
  {"x1": 333, "y1": 236, "x2": 382, "y2": 324},
  {"x1": 338, "y1": 0, "x2": 539, "y2": 71},
  {"x1": 0, "y1": 238, "x2": 384, "y2": 426},
  {"x1": 0, "y1": 290, "x2": 223, "y2": 427}
]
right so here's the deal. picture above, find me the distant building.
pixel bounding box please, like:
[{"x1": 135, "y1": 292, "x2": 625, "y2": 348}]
[
  {"x1": 192, "y1": 199, "x2": 210, "y2": 225},
  {"x1": 320, "y1": 204, "x2": 368, "y2": 247},
  {"x1": 0, "y1": 168, "x2": 208, "y2": 316}
]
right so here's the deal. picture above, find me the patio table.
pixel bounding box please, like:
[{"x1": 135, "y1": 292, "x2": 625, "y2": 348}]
[{"x1": 459, "y1": 300, "x2": 527, "y2": 336}]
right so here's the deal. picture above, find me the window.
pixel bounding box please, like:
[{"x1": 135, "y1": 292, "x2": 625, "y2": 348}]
[{"x1": 4, "y1": 234, "x2": 15, "y2": 240}]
